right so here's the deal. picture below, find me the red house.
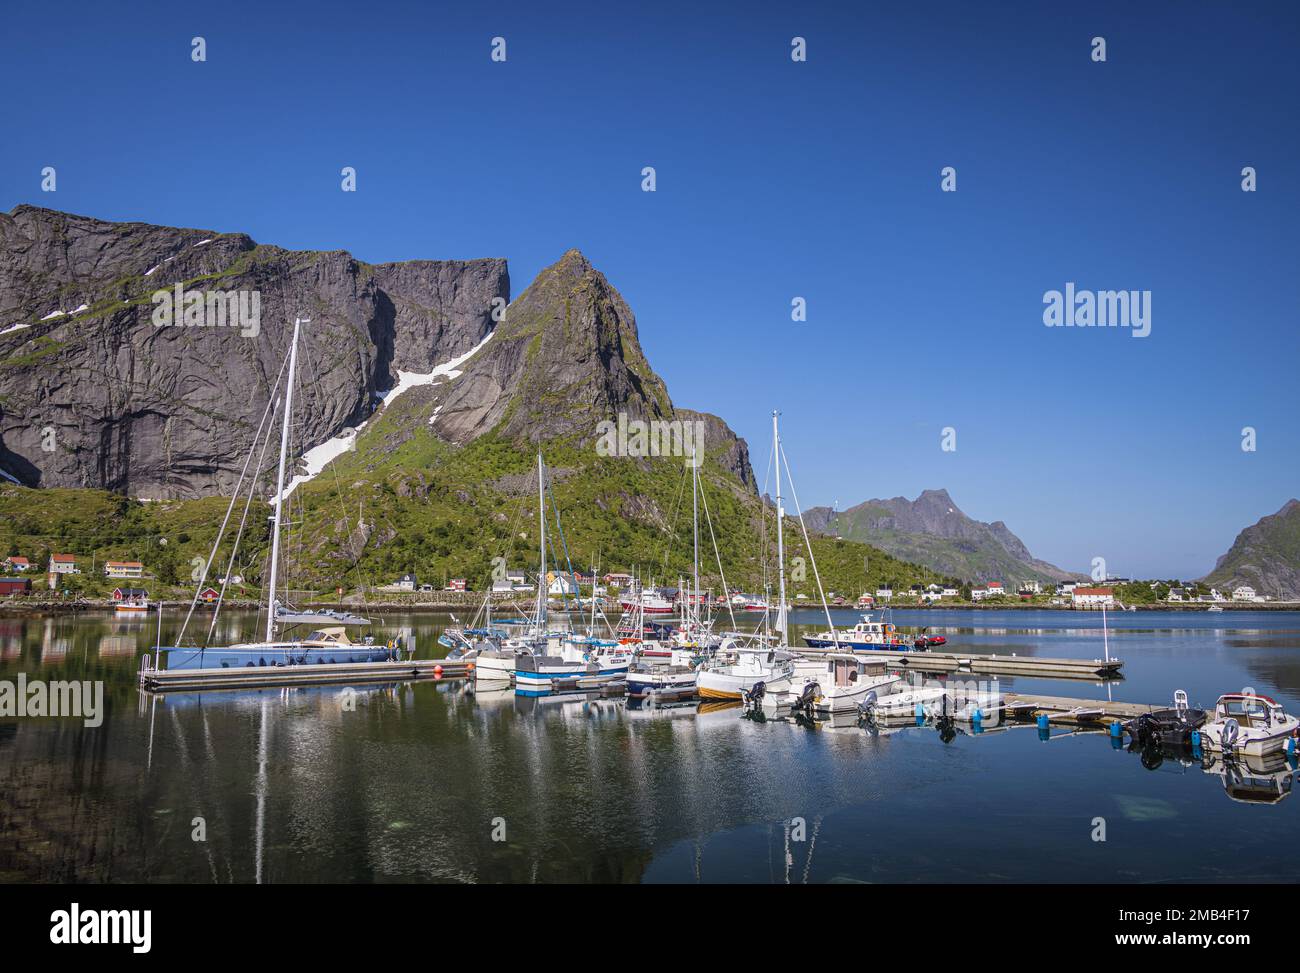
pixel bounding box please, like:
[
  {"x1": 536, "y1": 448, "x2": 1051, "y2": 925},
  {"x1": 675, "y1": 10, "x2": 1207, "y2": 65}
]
[
  {"x1": 199, "y1": 587, "x2": 221, "y2": 603},
  {"x1": 0, "y1": 578, "x2": 30, "y2": 596}
]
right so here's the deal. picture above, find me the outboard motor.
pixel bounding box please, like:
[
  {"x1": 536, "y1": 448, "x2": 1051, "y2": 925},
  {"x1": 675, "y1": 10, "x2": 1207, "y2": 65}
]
[
  {"x1": 744, "y1": 681, "x2": 767, "y2": 705},
  {"x1": 1221, "y1": 717, "x2": 1240, "y2": 753},
  {"x1": 1131, "y1": 713, "x2": 1161, "y2": 749},
  {"x1": 793, "y1": 681, "x2": 820, "y2": 713}
]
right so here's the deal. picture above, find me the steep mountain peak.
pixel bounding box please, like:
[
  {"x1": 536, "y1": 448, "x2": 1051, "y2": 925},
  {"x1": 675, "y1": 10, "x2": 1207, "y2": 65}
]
[
  {"x1": 803, "y1": 488, "x2": 1076, "y2": 583},
  {"x1": 428, "y1": 249, "x2": 670, "y2": 442},
  {"x1": 1202, "y1": 498, "x2": 1300, "y2": 600}
]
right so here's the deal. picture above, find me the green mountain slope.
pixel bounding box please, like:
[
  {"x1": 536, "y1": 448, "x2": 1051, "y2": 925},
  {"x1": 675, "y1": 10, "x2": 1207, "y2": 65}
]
[{"x1": 1202, "y1": 499, "x2": 1300, "y2": 600}]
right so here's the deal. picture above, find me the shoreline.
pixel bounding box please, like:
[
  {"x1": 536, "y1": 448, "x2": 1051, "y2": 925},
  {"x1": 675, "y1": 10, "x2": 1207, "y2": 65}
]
[{"x1": 2, "y1": 598, "x2": 1296, "y2": 618}]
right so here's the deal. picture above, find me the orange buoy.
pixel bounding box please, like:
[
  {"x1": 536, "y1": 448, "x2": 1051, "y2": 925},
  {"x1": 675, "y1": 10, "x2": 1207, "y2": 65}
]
[{"x1": 434, "y1": 664, "x2": 443, "y2": 678}]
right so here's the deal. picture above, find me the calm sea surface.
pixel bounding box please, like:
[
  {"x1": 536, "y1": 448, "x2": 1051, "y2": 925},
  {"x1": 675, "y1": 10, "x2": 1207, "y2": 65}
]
[{"x1": 2, "y1": 608, "x2": 1297, "y2": 883}]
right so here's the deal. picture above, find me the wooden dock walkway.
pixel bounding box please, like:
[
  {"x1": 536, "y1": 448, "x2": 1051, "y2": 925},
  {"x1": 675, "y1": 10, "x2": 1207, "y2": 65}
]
[
  {"x1": 797, "y1": 646, "x2": 1122, "y2": 679},
  {"x1": 1001, "y1": 691, "x2": 1164, "y2": 724}
]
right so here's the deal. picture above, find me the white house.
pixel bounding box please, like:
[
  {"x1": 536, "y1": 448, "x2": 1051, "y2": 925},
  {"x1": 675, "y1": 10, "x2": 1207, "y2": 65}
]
[
  {"x1": 1019, "y1": 580, "x2": 1042, "y2": 595},
  {"x1": 1071, "y1": 586, "x2": 1115, "y2": 609},
  {"x1": 3, "y1": 556, "x2": 30, "y2": 572},
  {"x1": 875, "y1": 587, "x2": 893, "y2": 601},
  {"x1": 1167, "y1": 587, "x2": 1187, "y2": 602},
  {"x1": 547, "y1": 572, "x2": 579, "y2": 597},
  {"x1": 942, "y1": 587, "x2": 959, "y2": 598},
  {"x1": 1232, "y1": 585, "x2": 1257, "y2": 602},
  {"x1": 1058, "y1": 581, "x2": 1078, "y2": 595},
  {"x1": 392, "y1": 573, "x2": 417, "y2": 592},
  {"x1": 48, "y1": 554, "x2": 80, "y2": 575},
  {"x1": 984, "y1": 581, "x2": 1006, "y2": 598},
  {"x1": 970, "y1": 586, "x2": 989, "y2": 601}
]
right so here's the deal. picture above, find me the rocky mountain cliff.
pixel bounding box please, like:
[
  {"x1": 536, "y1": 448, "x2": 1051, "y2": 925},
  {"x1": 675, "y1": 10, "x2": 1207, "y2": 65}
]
[
  {"x1": 0, "y1": 205, "x2": 506, "y2": 497},
  {"x1": 1202, "y1": 499, "x2": 1300, "y2": 600},
  {"x1": 803, "y1": 488, "x2": 1077, "y2": 584},
  {"x1": 1, "y1": 205, "x2": 753, "y2": 499}
]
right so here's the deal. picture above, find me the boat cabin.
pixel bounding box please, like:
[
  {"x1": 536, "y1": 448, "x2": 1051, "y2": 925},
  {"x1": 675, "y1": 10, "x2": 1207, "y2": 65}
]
[{"x1": 1213, "y1": 693, "x2": 1286, "y2": 729}]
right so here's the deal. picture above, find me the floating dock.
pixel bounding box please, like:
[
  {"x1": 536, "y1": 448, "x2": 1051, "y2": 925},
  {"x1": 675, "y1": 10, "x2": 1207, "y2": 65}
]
[
  {"x1": 1001, "y1": 691, "x2": 1160, "y2": 724},
  {"x1": 797, "y1": 646, "x2": 1122, "y2": 679},
  {"x1": 139, "y1": 658, "x2": 471, "y2": 692}
]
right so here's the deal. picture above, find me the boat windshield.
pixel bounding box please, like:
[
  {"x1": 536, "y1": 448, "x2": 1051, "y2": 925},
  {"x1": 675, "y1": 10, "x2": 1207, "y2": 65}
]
[{"x1": 1220, "y1": 696, "x2": 1271, "y2": 723}]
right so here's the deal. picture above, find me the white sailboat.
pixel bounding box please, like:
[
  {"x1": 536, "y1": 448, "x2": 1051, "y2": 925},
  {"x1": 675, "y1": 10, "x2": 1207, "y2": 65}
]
[
  {"x1": 697, "y1": 412, "x2": 798, "y2": 701},
  {"x1": 474, "y1": 453, "x2": 629, "y2": 691},
  {"x1": 158, "y1": 318, "x2": 393, "y2": 670}
]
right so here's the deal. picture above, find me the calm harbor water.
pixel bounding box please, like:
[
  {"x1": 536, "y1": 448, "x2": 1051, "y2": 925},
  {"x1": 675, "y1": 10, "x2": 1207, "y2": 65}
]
[{"x1": 1, "y1": 608, "x2": 1298, "y2": 884}]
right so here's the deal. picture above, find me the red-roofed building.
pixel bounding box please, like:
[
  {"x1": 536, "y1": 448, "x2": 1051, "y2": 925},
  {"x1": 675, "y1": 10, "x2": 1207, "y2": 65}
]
[
  {"x1": 104, "y1": 560, "x2": 144, "y2": 579},
  {"x1": 3, "y1": 556, "x2": 30, "y2": 572},
  {"x1": 48, "y1": 554, "x2": 80, "y2": 575},
  {"x1": 1071, "y1": 586, "x2": 1115, "y2": 608}
]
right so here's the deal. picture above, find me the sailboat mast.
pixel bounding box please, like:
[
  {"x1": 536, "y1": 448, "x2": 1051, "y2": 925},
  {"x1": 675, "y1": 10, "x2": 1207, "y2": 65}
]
[
  {"x1": 692, "y1": 453, "x2": 699, "y2": 626},
  {"x1": 265, "y1": 317, "x2": 304, "y2": 642},
  {"x1": 537, "y1": 451, "x2": 547, "y2": 634},
  {"x1": 773, "y1": 410, "x2": 788, "y2": 643}
]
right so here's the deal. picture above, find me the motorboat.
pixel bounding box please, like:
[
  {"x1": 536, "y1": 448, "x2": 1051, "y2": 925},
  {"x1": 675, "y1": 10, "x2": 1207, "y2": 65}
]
[
  {"x1": 758, "y1": 655, "x2": 901, "y2": 715},
  {"x1": 1198, "y1": 693, "x2": 1300, "y2": 757},
  {"x1": 1201, "y1": 751, "x2": 1298, "y2": 805},
  {"x1": 697, "y1": 645, "x2": 795, "y2": 700},
  {"x1": 1125, "y1": 689, "x2": 1207, "y2": 749},
  {"x1": 626, "y1": 664, "x2": 698, "y2": 701},
  {"x1": 802, "y1": 613, "x2": 927, "y2": 652}
]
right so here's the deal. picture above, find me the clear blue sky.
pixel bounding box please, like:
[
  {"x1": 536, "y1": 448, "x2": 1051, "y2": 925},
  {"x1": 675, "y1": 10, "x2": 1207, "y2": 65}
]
[{"x1": 2, "y1": 0, "x2": 1297, "y2": 580}]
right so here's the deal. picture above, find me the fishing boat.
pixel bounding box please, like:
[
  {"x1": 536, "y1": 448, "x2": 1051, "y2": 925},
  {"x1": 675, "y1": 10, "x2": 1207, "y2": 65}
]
[
  {"x1": 114, "y1": 588, "x2": 150, "y2": 615},
  {"x1": 803, "y1": 612, "x2": 925, "y2": 651},
  {"x1": 1198, "y1": 693, "x2": 1300, "y2": 757},
  {"x1": 619, "y1": 586, "x2": 675, "y2": 615},
  {"x1": 154, "y1": 319, "x2": 394, "y2": 671}
]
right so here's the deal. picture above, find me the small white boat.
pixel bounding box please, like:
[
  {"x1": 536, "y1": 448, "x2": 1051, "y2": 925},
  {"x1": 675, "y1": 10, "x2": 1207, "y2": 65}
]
[
  {"x1": 868, "y1": 685, "x2": 952, "y2": 719},
  {"x1": 1207, "y1": 605, "x2": 1224, "y2": 612},
  {"x1": 697, "y1": 646, "x2": 794, "y2": 700},
  {"x1": 763, "y1": 656, "x2": 901, "y2": 715},
  {"x1": 1198, "y1": 693, "x2": 1299, "y2": 757},
  {"x1": 1201, "y1": 751, "x2": 1297, "y2": 805},
  {"x1": 626, "y1": 664, "x2": 697, "y2": 700}
]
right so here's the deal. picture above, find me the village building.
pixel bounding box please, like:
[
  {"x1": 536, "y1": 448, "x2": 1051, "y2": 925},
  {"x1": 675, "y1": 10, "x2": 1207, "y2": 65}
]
[
  {"x1": 1071, "y1": 586, "x2": 1115, "y2": 609},
  {"x1": 48, "y1": 553, "x2": 79, "y2": 575},
  {"x1": 104, "y1": 560, "x2": 144, "y2": 579}
]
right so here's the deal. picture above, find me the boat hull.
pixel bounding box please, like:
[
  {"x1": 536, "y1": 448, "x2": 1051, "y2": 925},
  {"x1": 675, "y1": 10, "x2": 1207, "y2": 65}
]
[
  {"x1": 160, "y1": 644, "x2": 392, "y2": 670},
  {"x1": 696, "y1": 667, "x2": 792, "y2": 700}
]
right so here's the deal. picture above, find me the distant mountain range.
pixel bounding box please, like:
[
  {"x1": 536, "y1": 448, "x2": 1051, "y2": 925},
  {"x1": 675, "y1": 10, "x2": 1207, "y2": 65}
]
[
  {"x1": 1202, "y1": 499, "x2": 1300, "y2": 601},
  {"x1": 802, "y1": 489, "x2": 1078, "y2": 585}
]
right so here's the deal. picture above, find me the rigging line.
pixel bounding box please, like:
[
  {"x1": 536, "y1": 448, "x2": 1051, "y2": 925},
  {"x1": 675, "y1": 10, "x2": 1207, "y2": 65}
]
[
  {"x1": 778, "y1": 441, "x2": 838, "y2": 646},
  {"x1": 543, "y1": 475, "x2": 577, "y2": 610},
  {"x1": 657, "y1": 459, "x2": 689, "y2": 576},
  {"x1": 206, "y1": 394, "x2": 282, "y2": 647},
  {"x1": 175, "y1": 352, "x2": 289, "y2": 646},
  {"x1": 696, "y1": 467, "x2": 738, "y2": 631},
  {"x1": 298, "y1": 337, "x2": 377, "y2": 605}
]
